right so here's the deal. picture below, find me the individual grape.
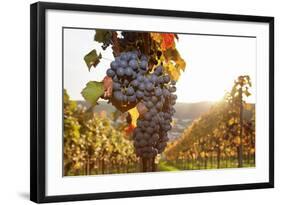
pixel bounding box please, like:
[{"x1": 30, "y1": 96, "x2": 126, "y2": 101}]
[
  {"x1": 116, "y1": 67, "x2": 124, "y2": 77},
  {"x1": 163, "y1": 88, "x2": 170, "y2": 97},
  {"x1": 150, "y1": 108, "x2": 157, "y2": 115},
  {"x1": 113, "y1": 82, "x2": 121, "y2": 91},
  {"x1": 169, "y1": 86, "x2": 177, "y2": 93},
  {"x1": 145, "y1": 82, "x2": 154, "y2": 91},
  {"x1": 131, "y1": 80, "x2": 139, "y2": 88},
  {"x1": 136, "y1": 90, "x2": 144, "y2": 99},
  {"x1": 126, "y1": 52, "x2": 133, "y2": 60},
  {"x1": 129, "y1": 59, "x2": 138, "y2": 70},
  {"x1": 156, "y1": 101, "x2": 163, "y2": 110},
  {"x1": 145, "y1": 101, "x2": 154, "y2": 109},
  {"x1": 154, "y1": 66, "x2": 163, "y2": 75},
  {"x1": 144, "y1": 112, "x2": 151, "y2": 121},
  {"x1": 171, "y1": 80, "x2": 176, "y2": 85},
  {"x1": 150, "y1": 74, "x2": 158, "y2": 84},
  {"x1": 113, "y1": 91, "x2": 123, "y2": 101},
  {"x1": 151, "y1": 96, "x2": 158, "y2": 104},
  {"x1": 131, "y1": 53, "x2": 138, "y2": 60},
  {"x1": 125, "y1": 67, "x2": 132, "y2": 76},
  {"x1": 171, "y1": 94, "x2": 177, "y2": 100},
  {"x1": 157, "y1": 76, "x2": 164, "y2": 84},
  {"x1": 155, "y1": 88, "x2": 162, "y2": 97},
  {"x1": 146, "y1": 127, "x2": 154, "y2": 134},
  {"x1": 110, "y1": 61, "x2": 118, "y2": 70},
  {"x1": 126, "y1": 87, "x2": 135, "y2": 96},
  {"x1": 152, "y1": 133, "x2": 159, "y2": 141},
  {"x1": 144, "y1": 77, "x2": 150, "y2": 84},
  {"x1": 120, "y1": 52, "x2": 129, "y2": 61},
  {"x1": 138, "y1": 83, "x2": 145, "y2": 91},
  {"x1": 120, "y1": 60, "x2": 127, "y2": 68},
  {"x1": 140, "y1": 60, "x2": 148, "y2": 70},
  {"x1": 137, "y1": 75, "x2": 144, "y2": 82},
  {"x1": 106, "y1": 69, "x2": 115, "y2": 77},
  {"x1": 163, "y1": 75, "x2": 170, "y2": 83},
  {"x1": 143, "y1": 132, "x2": 150, "y2": 140}
]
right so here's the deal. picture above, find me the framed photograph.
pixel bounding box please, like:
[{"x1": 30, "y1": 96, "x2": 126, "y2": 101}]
[{"x1": 30, "y1": 2, "x2": 274, "y2": 203}]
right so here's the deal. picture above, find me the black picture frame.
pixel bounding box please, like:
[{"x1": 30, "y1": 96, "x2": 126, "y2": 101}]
[{"x1": 30, "y1": 2, "x2": 274, "y2": 203}]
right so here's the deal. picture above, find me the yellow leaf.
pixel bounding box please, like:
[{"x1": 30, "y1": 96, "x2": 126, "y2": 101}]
[
  {"x1": 150, "y1": 33, "x2": 162, "y2": 43},
  {"x1": 228, "y1": 118, "x2": 235, "y2": 125},
  {"x1": 162, "y1": 49, "x2": 187, "y2": 81},
  {"x1": 128, "y1": 107, "x2": 139, "y2": 127},
  {"x1": 164, "y1": 62, "x2": 180, "y2": 81},
  {"x1": 200, "y1": 151, "x2": 205, "y2": 158},
  {"x1": 234, "y1": 136, "x2": 241, "y2": 145}
]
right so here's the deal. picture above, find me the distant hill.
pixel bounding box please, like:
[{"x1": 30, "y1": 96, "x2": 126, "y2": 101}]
[
  {"x1": 77, "y1": 100, "x2": 214, "y2": 119},
  {"x1": 173, "y1": 101, "x2": 214, "y2": 120}
]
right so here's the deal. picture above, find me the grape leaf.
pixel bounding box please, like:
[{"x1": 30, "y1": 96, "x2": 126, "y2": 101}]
[
  {"x1": 163, "y1": 48, "x2": 186, "y2": 80},
  {"x1": 81, "y1": 81, "x2": 104, "y2": 106},
  {"x1": 94, "y1": 30, "x2": 112, "y2": 43},
  {"x1": 128, "y1": 107, "x2": 139, "y2": 127},
  {"x1": 84, "y1": 49, "x2": 102, "y2": 71}
]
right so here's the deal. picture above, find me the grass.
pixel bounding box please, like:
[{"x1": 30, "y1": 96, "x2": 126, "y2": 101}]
[
  {"x1": 158, "y1": 161, "x2": 180, "y2": 171},
  {"x1": 162, "y1": 158, "x2": 255, "y2": 171}
]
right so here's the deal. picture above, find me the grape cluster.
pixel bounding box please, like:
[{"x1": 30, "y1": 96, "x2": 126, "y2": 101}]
[{"x1": 106, "y1": 51, "x2": 177, "y2": 159}]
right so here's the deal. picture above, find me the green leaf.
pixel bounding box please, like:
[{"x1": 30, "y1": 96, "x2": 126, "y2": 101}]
[
  {"x1": 94, "y1": 30, "x2": 112, "y2": 43},
  {"x1": 81, "y1": 81, "x2": 104, "y2": 106},
  {"x1": 84, "y1": 49, "x2": 102, "y2": 71}
]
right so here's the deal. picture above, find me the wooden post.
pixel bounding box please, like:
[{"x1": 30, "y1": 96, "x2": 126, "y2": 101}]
[{"x1": 238, "y1": 87, "x2": 243, "y2": 167}]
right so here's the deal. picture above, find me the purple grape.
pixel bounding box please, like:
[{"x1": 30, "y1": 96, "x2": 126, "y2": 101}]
[
  {"x1": 138, "y1": 83, "x2": 145, "y2": 91},
  {"x1": 120, "y1": 52, "x2": 129, "y2": 61},
  {"x1": 131, "y1": 53, "x2": 138, "y2": 60},
  {"x1": 136, "y1": 90, "x2": 144, "y2": 99},
  {"x1": 110, "y1": 61, "x2": 118, "y2": 70},
  {"x1": 128, "y1": 94, "x2": 137, "y2": 102},
  {"x1": 151, "y1": 96, "x2": 158, "y2": 103},
  {"x1": 113, "y1": 82, "x2": 121, "y2": 91},
  {"x1": 120, "y1": 60, "x2": 127, "y2": 68},
  {"x1": 140, "y1": 60, "x2": 148, "y2": 70},
  {"x1": 171, "y1": 80, "x2": 176, "y2": 85},
  {"x1": 154, "y1": 66, "x2": 163, "y2": 75},
  {"x1": 155, "y1": 88, "x2": 162, "y2": 96},
  {"x1": 145, "y1": 82, "x2": 154, "y2": 91},
  {"x1": 131, "y1": 80, "x2": 139, "y2": 87},
  {"x1": 126, "y1": 87, "x2": 134, "y2": 96},
  {"x1": 169, "y1": 86, "x2": 177, "y2": 93},
  {"x1": 116, "y1": 67, "x2": 124, "y2": 77},
  {"x1": 137, "y1": 75, "x2": 144, "y2": 82},
  {"x1": 113, "y1": 91, "x2": 123, "y2": 101},
  {"x1": 163, "y1": 75, "x2": 170, "y2": 83},
  {"x1": 125, "y1": 67, "x2": 132, "y2": 76},
  {"x1": 129, "y1": 59, "x2": 138, "y2": 70},
  {"x1": 106, "y1": 69, "x2": 115, "y2": 77}
]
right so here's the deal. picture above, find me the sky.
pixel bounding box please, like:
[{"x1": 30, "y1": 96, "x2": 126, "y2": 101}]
[{"x1": 64, "y1": 29, "x2": 256, "y2": 103}]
